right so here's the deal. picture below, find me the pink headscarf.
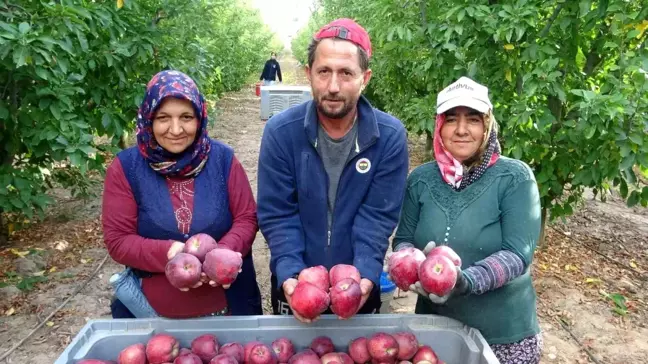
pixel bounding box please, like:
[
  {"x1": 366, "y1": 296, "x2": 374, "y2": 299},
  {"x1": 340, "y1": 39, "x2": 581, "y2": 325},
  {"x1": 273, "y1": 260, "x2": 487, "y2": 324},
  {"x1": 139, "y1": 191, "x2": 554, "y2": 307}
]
[{"x1": 433, "y1": 112, "x2": 500, "y2": 190}]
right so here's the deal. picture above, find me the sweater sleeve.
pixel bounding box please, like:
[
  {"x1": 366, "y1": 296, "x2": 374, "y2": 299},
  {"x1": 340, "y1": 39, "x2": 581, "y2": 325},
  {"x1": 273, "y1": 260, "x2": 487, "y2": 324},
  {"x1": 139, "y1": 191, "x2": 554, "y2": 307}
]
[
  {"x1": 215, "y1": 156, "x2": 258, "y2": 257},
  {"x1": 463, "y1": 177, "x2": 541, "y2": 294},
  {"x1": 102, "y1": 158, "x2": 173, "y2": 273}
]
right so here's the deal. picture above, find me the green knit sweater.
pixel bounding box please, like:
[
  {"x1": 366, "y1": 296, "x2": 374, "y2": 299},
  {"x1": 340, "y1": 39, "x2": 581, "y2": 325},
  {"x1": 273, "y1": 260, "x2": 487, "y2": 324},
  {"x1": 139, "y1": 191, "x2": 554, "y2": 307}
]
[{"x1": 393, "y1": 156, "x2": 541, "y2": 345}]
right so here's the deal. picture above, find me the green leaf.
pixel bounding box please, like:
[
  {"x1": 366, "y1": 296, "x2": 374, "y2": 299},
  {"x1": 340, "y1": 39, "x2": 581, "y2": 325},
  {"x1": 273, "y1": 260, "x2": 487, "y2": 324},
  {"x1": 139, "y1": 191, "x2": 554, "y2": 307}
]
[
  {"x1": 627, "y1": 190, "x2": 640, "y2": 207},
  {"x1": 69, "y1": 152, "x2": 83, "y2": 166},
  {"x1": 629, "y1": 133, "x2": 643, "y2": 146},
  {"x1": 18, "y1": 22, "x2": 30, "y2": 35},
  {"x1": 620, "y1": 179, "x2": 628, "y2": 199},
  {"x1": 620, "y1": 155, "x2": 635, "y2": 171},
  {"x1": 76, "y1": 29, "x2": 89, "y2": 51},
  {"x1": 102, "y1": 114, "x2": 111, "y2": 128},
  {"x1": 37, "y1": 36, "x2": 57, "y2": 46},
  {"x1": 0, "y1": 21, "x2": 17, "y2": 34},
  {"x1": 0, "y1": 102, "x2": 8, "y2": 119},
  {"x1": 79, "y1": 145, "x2": 96, "y2": 155},
  {"x1": 50, "y1": 103, "x2": 61, "y2": 120},
  {"x1": 12, "y1": 46, "x2": 28, "y2": 67},
  {"x1": 626, "y1": 30, "x2": 641, "y2": 40},
  {"x1": 35, "y1": 67, "x2": 50, "y2": 80}
]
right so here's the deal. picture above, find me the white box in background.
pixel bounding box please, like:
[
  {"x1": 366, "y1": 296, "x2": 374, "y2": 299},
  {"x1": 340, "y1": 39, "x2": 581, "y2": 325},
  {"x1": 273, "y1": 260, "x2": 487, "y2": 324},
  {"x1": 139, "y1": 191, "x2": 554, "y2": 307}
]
[{"x1": 260, "y1": 85, "x2": 312, "y2": 120}]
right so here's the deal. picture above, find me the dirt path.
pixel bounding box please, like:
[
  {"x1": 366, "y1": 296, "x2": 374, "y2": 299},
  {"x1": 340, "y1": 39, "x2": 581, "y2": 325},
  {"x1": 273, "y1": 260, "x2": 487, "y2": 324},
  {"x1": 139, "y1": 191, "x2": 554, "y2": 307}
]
[{"x1": 1, "y1": 55, "x2": 647, "y2": 363}]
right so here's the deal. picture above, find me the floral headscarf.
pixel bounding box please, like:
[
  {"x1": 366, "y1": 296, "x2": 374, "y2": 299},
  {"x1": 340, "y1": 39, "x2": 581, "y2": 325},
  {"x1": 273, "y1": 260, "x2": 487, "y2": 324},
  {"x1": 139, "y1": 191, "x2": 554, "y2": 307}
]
[
  {"x1": 136, "y1": 70, "x2": 211, "y2": 178},
  {"x1": 433, "y1": 110, "x2": 501, "y2": 191}
]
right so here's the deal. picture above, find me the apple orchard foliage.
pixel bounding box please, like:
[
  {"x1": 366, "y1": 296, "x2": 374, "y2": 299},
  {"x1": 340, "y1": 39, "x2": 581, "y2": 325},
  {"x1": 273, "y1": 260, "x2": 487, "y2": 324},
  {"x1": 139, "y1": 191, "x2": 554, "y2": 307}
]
[
  {"x1": 294, "y1": 0, "x2": 648, "y2": 226},
  {"x1": 0, "y1": 1, "x2": 280, "y2": 227}
]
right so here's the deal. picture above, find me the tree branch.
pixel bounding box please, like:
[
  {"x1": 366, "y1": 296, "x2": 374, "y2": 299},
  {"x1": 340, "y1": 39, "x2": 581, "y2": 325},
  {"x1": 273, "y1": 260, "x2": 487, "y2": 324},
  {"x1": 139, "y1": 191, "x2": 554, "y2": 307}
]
[{"x1": 539, "y1": 4, "x2": 564, "y2": 39}]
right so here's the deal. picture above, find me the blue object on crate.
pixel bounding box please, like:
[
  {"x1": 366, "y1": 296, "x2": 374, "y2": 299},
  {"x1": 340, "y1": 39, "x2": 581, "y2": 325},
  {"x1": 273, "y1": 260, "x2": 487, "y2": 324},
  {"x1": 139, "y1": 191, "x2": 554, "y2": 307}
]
[{"x1": 380, "y1": 271, "x2": 396, "y2": 293}]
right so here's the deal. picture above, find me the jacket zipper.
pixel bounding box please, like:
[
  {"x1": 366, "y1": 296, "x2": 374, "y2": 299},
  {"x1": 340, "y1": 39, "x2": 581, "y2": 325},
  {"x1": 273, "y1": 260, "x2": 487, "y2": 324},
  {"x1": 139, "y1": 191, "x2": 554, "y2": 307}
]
[{"x1": 319, "y1": 134, "x2": 376, "y2": 260}]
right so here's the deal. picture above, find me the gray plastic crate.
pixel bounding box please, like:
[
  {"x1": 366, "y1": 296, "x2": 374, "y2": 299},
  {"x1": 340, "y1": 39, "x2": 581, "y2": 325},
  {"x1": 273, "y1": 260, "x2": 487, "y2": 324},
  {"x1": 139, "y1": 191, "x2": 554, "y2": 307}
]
[{"x1": 54, "y1": 314, "x2": 499, "y2": 364}]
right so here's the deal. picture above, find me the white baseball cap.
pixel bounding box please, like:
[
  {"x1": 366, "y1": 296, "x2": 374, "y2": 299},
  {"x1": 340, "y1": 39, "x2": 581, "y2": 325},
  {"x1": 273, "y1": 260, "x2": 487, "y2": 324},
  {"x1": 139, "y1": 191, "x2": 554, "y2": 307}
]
[{"x1": 436, "y1": 76, "x2": 493, "y2": 115}]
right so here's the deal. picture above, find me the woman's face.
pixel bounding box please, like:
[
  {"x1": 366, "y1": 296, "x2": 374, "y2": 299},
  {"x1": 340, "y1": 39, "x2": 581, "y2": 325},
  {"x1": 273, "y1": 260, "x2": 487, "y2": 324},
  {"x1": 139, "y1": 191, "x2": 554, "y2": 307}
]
[
  {"x1": 152, "y1": 97, "x2": 199, "y2": 154},
  {"x1": 441, "y1": 106, "x2": 485, "y2": 163}
]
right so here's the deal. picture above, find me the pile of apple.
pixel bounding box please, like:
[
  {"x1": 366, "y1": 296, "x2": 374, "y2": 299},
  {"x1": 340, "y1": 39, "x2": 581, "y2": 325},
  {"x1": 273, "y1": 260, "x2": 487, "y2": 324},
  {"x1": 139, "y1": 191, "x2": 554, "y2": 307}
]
[
  {"x1": 164, "y1": 233, "x2": 243, "y2": 289},
  {"x1": 291, "y1": 264, "x2": 364, "y2": 320},
  {"x1": 388, "y1": 246, "x2": 461, "y2": 297},
  {"x1": 77, "y1": 331, "x2": 444, "y2": 364}
]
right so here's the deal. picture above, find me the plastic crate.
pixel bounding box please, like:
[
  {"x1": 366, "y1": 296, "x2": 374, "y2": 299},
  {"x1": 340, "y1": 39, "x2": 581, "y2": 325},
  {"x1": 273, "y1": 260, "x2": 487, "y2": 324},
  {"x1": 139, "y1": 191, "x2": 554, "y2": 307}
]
[
  {"x1": 54, "y1": 314, "x2": 500, "y2": 364},
  {"x1": 259, "y1": 85, "x2": 312, "y2": 120}
]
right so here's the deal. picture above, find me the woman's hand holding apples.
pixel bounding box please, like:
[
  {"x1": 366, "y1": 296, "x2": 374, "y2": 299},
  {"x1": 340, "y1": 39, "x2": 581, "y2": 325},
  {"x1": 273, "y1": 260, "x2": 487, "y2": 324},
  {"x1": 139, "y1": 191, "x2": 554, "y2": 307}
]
[
  {"x1": 410, "y1": 243, "x2": 469, "y2": 304},
  {"x1": 165, "y1": 234, "x2": 243, "y2": 292}
]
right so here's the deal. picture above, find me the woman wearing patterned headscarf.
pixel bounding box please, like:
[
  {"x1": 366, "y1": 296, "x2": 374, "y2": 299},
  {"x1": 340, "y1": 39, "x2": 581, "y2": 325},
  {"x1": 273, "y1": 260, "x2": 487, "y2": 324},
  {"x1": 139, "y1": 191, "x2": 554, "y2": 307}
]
[
  {"x1": 387, "y1": 77, "x2": 543, "y2": 363},
  {"x1": 102, "y1": 70, "x2": 262, "y2": 318}
]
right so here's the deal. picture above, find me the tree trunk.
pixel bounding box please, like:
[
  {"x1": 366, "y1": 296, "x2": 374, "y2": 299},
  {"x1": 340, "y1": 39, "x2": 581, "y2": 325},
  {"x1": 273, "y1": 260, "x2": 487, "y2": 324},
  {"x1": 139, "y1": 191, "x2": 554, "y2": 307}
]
[
  {"x1": 538, "y1": 207, "x2": 548, "y2": 247},
  {"x1": 0, "y1": 207, "x2": 7, "y2": 248},
  {"x1": 424, "y1": 131, "x2": 433, "y2": 162},
  {"x1": 118, "y1": 131, "x2": 128, "y2": 150}
]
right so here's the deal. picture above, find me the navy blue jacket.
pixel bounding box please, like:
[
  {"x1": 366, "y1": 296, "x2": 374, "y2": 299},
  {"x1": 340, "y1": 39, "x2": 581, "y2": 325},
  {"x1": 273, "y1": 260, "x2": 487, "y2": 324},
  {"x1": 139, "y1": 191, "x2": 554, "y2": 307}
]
[
  {"x1": 260, "y1": 59, "x2": 282, "y2": 82},
  {"x1": 257, "y1": 96, "x2": 409, "y2": 289}
]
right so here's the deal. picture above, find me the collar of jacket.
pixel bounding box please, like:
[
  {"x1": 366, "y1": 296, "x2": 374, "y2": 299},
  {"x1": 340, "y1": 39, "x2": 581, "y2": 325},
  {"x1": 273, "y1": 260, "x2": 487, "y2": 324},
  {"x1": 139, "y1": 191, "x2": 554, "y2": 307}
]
[{"x1": 303, "y1": 95, "x2": 380, "y2": 152}]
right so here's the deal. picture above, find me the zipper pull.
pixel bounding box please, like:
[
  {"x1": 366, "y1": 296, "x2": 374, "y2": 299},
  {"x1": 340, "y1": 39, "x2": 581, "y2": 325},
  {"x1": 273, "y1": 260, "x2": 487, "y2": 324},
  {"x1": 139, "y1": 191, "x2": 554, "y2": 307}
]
[{"x1": 327, "y1": 230, "x2": 331, "y2": 246}]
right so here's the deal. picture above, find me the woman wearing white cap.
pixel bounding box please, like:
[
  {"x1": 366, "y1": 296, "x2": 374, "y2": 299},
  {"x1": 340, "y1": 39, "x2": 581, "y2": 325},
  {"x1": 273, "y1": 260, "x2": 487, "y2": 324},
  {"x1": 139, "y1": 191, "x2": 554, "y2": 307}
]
[{"x1": 388, "y1": 77, "x2": 543, "y2": 363}]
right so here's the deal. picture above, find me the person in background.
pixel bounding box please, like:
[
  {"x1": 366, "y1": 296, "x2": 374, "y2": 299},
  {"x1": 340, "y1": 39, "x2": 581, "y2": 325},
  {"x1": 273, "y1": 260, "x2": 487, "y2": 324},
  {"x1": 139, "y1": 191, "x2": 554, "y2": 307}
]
[
  {"x1": 388, "y1": 77, "x2": 543, "y2": 364},
  {"x1": 260, "y1": 51, "x2": 282, "y2": 85},
  {"x1": 257, "y1": 18, "x2": 409, "y2": 323},
  {"x1": 102, "y1": 70, "x2": 262, "y2": 318}
]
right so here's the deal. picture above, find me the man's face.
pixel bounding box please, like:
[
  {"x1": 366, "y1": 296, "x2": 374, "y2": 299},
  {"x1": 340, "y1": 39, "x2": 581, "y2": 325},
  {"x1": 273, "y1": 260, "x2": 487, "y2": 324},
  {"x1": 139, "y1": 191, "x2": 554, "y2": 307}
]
[
  {"x1": 306, "y1": 38, "x2": 372, "y2": 120},
  {"x1": 271, "y1": 53, "x2": 276, "y2": 59}
]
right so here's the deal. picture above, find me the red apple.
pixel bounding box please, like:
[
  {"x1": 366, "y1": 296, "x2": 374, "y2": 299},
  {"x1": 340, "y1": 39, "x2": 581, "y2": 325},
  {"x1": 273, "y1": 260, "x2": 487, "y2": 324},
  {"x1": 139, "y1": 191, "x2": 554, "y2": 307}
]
[
  {"x1": 291, "y1": 281, "x2": 330, "y2": 320},
  {"x1": 118, "y1": 343, "x2": 147, "y2": 364},
  {"x1": 411, "y1": 346, "x2": 439, "y2": 364},
  {"x1": 146, "y1": 334, "x2": 180, "y2": 364},
  {"x1": 165, "y1": 253, "x2": 202, "y2": 289},
  {"x1": 249, "y1": 344, "x2": 278, "y2": 364},
  {"x1": 184, "y1": 233, "x2": 218, "y2": 262},
  {"x1": 322, "y1": 352, "x2": 354, "y2": 364},
  {"x1": 310, "y1": 336, "x2": 335, "y2": 357},
  {"x1": 203, "y1": 247, "x2": 243, "y2": 285},
  {"x1": 272, "y1": 337, "x2": 296, "y2": 363},
  {"x1": 418, "y1": 255, "x2": 457, "y2": 297},
  {"x1": 220, "y1": 342, "x2": 245, "y2": 363},
  {"x1": 367, "y1": 333, "x2": 398, "y2": 363},
  {"x1": 330, "y1": 278, "x2": 362, "y2": 319},
  {"x1": 174, "y1": 353, "x2": 203, "y2": 364},
  {"x1": 426, "y1": 246, "x2": 461, "y2": 267},
  {"x1": 288, "y1": 349, "x2": 321, "y2": 364},
  {"x1": 245, "y1": 341, "x2": 264, "y2": 363},
  {"x1": 178, "y1": 348, "x2": 193, "y2": 357},
  {"x1": 329, "y1": 264, "x2": 361, "y2": 286},
  {"x1": 191, "y1": 334, "x2": 219, "y2": 363},
  {"x1": 348, "y1": 337, "x2": 371, "y2": 364},
  {"x1": 298, "y1": 266, "x2": 330, "y2": 292},
  {"x1": 388, "y1": 248, "x2": 426, "y2": 290},
  {"x1": 209, "y1": 354, "x2": 238, "y2": 364},
  {"x1": 391, "y1": 332, "x2": 418, "y2": 361}
]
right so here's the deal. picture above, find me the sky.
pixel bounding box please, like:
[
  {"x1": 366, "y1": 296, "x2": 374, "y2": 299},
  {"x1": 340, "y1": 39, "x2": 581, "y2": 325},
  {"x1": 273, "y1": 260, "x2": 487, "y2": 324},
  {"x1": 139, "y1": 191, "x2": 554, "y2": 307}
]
[{"x1": 249, "y1": 0, "x2": 317, "y2": 50}]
